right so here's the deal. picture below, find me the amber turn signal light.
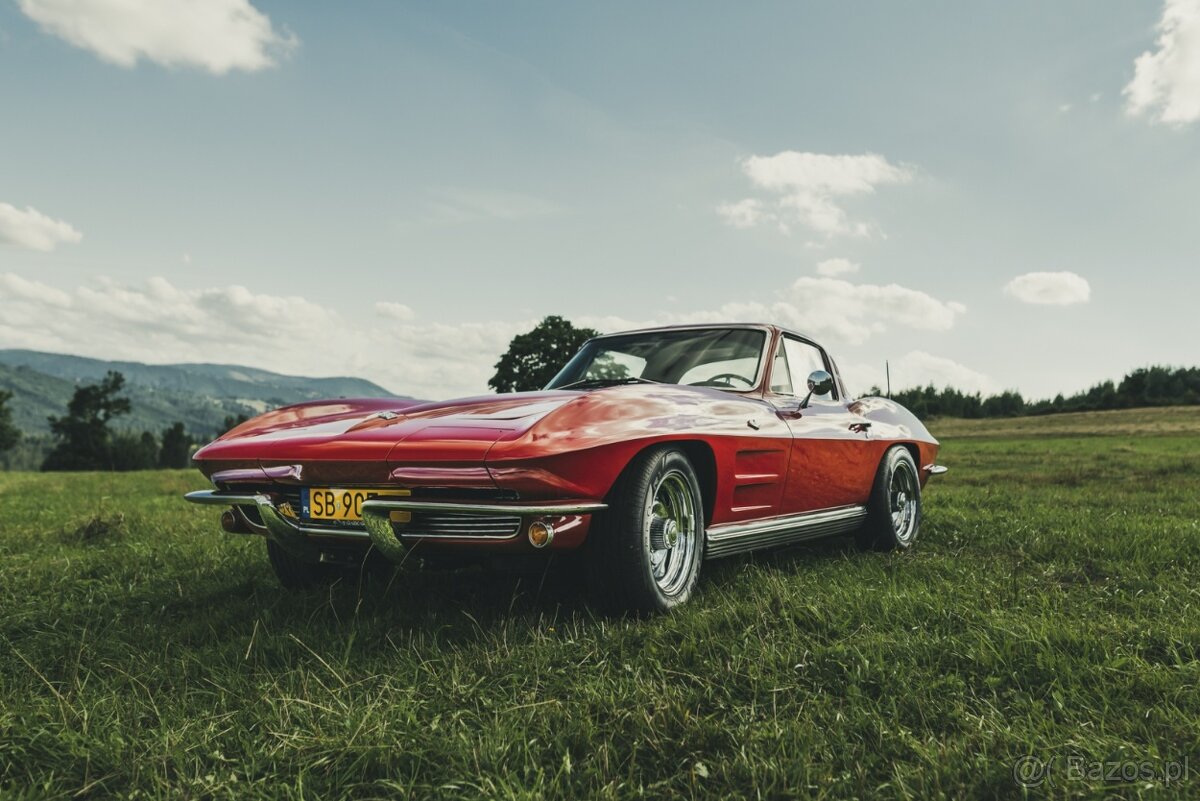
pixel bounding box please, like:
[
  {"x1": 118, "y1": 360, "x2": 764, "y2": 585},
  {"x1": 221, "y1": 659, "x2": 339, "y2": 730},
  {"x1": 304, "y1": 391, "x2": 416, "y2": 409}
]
[{"x1": 527, "y1": 520, "x2": 554, "y2": 548}]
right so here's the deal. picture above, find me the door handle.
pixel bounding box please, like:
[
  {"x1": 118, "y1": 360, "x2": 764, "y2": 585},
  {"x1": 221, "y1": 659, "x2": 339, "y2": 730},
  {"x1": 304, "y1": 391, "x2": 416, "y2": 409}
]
[{"x1": 849, "y1": 421, "x2": 872, "y2": 433}]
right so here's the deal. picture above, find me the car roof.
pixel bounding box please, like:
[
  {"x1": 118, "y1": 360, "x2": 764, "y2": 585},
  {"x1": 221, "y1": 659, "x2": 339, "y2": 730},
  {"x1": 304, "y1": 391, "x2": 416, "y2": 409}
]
[{"x1": 591, "y1": 322, "x2": 821, "y2": 348}]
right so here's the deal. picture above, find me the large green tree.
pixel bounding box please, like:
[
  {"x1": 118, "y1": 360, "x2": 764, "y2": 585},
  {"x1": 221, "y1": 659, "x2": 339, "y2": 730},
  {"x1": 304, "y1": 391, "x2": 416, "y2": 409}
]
[
  {"x1": 42, "y1": 371, "x2": 132, "y2": 471},
  {"x1": 489, "y1": 316, "x2": 599, "y2": 393},
  {"x1": 0, "y1": 390, "x2": 20, "y2": 455}
]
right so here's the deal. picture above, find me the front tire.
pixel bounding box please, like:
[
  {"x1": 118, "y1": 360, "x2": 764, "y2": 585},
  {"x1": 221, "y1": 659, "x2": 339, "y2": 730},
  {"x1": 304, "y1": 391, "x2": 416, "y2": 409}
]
[
  {"x1": 857, "y1": 446, "x2": 922, "y2": 551},
  {"x1": 585, "y1": 447, "x2": 704, "y2": 614}
]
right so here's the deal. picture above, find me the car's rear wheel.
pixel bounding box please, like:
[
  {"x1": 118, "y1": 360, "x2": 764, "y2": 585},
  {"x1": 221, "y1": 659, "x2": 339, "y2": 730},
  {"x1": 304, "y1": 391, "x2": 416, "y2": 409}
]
[
  {"x1": 857, "y1": 446, "x2": 922, "y2": 551},
  {"x1": 586, "y1": 446, "x2": 704, "y2": 614}
]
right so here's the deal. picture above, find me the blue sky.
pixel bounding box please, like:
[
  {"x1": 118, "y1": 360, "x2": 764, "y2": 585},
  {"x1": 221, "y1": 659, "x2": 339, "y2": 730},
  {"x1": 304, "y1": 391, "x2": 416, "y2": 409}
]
[{"x1": 2, "y1": 0, "x2": 1198, "y2": 400}]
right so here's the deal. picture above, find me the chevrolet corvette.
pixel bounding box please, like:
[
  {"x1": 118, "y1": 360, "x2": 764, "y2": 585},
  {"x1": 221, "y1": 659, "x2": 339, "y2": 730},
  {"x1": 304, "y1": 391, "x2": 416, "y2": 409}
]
[{"x1": 186, "y1": 323, "x2": 946, "y2": 613}]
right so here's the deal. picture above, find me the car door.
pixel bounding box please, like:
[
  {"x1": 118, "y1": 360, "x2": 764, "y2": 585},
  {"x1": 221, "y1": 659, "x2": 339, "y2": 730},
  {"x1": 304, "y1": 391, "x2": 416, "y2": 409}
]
[{"x1": 768, "y1": 335, "x2": 877, "y2": 514}]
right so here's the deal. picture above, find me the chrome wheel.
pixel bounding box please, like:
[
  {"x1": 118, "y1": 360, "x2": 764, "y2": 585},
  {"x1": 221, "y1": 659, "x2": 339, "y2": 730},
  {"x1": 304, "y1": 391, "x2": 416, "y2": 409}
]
[
  {"x1": 889, "y1": 460, "x2": 919, "y2": 543},
  {"x1": 585, "y1": 447, "x2": 704, "y2": 613},
  {"x1": 646, "y1": 469, "x2": 699, "y2": 596}
]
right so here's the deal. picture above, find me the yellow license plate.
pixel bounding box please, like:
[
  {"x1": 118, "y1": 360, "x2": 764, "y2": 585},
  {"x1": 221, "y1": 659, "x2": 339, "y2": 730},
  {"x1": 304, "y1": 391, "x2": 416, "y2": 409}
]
[{"x1": 306, "y1": 488, "x2": 411, "y2": 521}]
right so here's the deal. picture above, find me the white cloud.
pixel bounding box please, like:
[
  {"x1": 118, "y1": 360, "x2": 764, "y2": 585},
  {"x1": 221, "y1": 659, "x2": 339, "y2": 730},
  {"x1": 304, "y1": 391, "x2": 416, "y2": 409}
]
[
  {"x1": 0, "y1": 203, "x2": 82, "y2": 251},
  {"x1": 18, "y1": 0, "x2": 297, "y2": 74},
  {"x1": 0, "y1": 273, "x2": 524, "y2": 401},
  {"x1": 0, "y1": 272, "x2": 967, "y2": 401},
  {"x1": 1004, "y1": 271, "x2": 1091, "y2": 305},
  {"x1": 841, "y1": 351, "x2": 997, "y2": 397},
  {"x1": 720, "y1": 151, "x2": 914, "y2": 237},
  {"x1": 695, "y1": 277, "x2": 964, "y2": 347},
  {"x1": 1125, "y1": 0, "x2": 1200, "y2": 125},
  {"x1": 716, "y1": 198, "x2": 764, "y2": 229},
  {"x1": 815, "y1": 258, "x2": 860, "y2": 277},
  {"x1": 413, "y1": 189, "x2": 561, "y2": 226},
  {"x1": 375, "y1": 301, "x2": 415, "y2": 321},
  {"x1": 0, "y1": 273, "x2": 72, "y2": 306}
]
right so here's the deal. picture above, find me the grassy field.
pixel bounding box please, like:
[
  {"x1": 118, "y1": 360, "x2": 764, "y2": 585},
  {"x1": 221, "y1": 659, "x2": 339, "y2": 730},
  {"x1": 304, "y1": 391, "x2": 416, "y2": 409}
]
[{"x1": 1, "y1": 407, "x2": 1198, "y2": 800}]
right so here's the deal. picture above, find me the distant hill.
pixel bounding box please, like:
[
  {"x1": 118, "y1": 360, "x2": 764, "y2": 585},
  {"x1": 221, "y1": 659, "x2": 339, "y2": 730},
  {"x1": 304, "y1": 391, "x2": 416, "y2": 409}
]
[{"x1": 0, "y1": 350, "x2": 404, "y2": 438}]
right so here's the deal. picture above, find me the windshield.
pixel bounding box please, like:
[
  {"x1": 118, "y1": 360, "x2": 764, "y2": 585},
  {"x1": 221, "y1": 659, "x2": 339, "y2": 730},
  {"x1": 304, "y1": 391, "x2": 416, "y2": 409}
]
[{"x1": 545, "y1": 328, "x2": 768, "y2": 391}]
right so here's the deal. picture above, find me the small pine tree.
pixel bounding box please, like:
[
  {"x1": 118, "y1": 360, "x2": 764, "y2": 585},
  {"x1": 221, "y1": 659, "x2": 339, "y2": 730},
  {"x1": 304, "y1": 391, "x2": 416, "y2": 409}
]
[
  {"x1": 159, "y1": 422, "x2": 193, "y2": 468},
  {"x1": 0, "y1": 390, "x2": 19, "y2": 455}
]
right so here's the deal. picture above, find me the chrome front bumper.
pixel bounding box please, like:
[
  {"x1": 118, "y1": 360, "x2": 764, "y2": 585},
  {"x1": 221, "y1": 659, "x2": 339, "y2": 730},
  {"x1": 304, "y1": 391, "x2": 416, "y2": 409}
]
[
  {"x1": 185, "y1": 490, "x2": 606, "y2": 562},
  {"x1": 360, "y1": 498, "x2": 607, "y2": 561},
  {"x1": 185, "y1": 489, "x2": 369, "y2": 560}
]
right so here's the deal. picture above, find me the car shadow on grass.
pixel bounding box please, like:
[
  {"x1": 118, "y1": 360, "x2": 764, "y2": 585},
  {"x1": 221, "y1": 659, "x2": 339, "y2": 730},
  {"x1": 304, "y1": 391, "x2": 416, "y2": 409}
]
[
  {"x1": 2, "y1": 532, "x2": 882, "y2": 683},
  {"x1": 144, "y1": 533, "x2": 866, "y2": 634},
  {"x1": 701, "y1": 532, "x2": 864, "y2": 580}
]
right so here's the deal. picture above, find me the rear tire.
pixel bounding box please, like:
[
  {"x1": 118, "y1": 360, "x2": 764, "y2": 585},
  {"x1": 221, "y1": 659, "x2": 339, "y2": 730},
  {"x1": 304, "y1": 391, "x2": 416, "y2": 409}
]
[
  {"x1": 857, "y1": 446, "x2": 922, "y2": 551},
  {"x1": 585, "y1": 447, "x2": 704, "y2": 615},
  {"x1": 265, "y1": 539, "x2": 343, "y2": 590}
]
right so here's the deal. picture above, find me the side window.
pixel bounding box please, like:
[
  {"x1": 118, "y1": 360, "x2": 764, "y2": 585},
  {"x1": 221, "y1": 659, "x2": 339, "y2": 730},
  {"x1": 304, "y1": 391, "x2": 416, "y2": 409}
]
[
  {"x1": 769, "y1": 340, "x2": 793, "y2": 394},
  {"x1": 783, "y1": 337, "x2": 835, "y2": 401}
]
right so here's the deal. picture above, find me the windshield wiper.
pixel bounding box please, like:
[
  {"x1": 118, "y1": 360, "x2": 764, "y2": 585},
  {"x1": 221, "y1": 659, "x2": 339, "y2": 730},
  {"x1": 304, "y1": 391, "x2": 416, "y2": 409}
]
[{"x1": 554, "y1": 376, "x2": 663, "y2": 391}]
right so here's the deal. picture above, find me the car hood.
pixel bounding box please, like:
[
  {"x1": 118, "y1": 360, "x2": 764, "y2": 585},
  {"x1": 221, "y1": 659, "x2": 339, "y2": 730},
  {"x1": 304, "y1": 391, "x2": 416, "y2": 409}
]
[{"x1": 193, "y1": 391, "x2": 582, "y2": 466}]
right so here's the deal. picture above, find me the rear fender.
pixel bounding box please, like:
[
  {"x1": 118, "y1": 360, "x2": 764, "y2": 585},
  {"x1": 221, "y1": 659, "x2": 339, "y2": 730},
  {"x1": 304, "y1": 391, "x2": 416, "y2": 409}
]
[{"x1": 851, "y1": 396, "x2": 940, "y2": 485}]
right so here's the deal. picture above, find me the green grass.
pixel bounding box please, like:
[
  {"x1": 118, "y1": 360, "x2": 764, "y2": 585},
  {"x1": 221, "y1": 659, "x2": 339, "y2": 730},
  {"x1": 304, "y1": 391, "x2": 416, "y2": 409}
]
[
  {"x1": 2, "y1": 407, "x2": 1198, "y2": 799},
  {"x1": 928, "y1": 403, "x2": 1200, "y2": 439}
]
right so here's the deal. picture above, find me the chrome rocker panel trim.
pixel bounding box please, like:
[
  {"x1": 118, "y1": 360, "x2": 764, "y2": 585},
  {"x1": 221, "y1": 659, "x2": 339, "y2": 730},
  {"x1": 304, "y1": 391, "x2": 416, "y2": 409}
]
[
  {"x1": 361, "y1": 499, "x2": 608, "y2": 562},
  {"x1": 704, "y1": 504, "x2": 868, "y2": 559}
]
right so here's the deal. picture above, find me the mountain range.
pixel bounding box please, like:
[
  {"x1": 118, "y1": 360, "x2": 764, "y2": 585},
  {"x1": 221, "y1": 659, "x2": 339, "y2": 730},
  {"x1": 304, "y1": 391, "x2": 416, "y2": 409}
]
[{"x1": 0, "y1": 349, "x2": 403, "y2": 438}]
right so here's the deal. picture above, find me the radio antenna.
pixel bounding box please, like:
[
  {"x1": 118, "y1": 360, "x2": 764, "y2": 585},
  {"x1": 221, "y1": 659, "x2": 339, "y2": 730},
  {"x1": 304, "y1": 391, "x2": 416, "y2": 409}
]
[{"x1": 885, "y1": 360, "x2": 891, "y2": 399}]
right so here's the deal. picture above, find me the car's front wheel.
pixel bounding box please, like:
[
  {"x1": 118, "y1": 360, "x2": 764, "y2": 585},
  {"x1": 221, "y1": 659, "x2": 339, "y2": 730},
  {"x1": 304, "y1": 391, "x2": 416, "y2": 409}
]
[
  {"x1": 586, "y1": 446, "x2": 705, "y2": 614},
  {"x1": 857, "y1": 446, "x2": 922, "y2": 551}
]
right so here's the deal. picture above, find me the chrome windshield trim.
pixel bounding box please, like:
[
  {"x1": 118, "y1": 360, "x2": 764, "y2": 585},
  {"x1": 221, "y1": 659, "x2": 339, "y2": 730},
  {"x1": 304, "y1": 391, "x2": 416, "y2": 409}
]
[{"x1": 546, "y1": 324, "x2": 774, "y2": 394}]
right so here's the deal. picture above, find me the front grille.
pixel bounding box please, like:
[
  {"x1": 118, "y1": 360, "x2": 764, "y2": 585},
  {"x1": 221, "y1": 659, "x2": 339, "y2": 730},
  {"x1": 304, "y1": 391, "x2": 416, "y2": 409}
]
[{"x1": 398, "y1": 512, "x2": 521, "y2": 539}]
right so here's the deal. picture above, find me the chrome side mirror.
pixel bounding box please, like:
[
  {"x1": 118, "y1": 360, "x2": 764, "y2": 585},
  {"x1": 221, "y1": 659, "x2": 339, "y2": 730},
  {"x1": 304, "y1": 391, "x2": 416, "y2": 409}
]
[{"x1": 800, "y1": 370, "x2": 834, "y2": 408}]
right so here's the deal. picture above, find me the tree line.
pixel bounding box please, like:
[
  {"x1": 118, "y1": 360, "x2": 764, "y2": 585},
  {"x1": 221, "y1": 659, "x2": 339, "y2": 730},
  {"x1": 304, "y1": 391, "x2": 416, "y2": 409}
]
[
  {"x1": 0, "y1": 371, "x2": 247, "y2": 472},
  {"x1": 878, "y1": 365, "x2": 1200, "y2": 419}
]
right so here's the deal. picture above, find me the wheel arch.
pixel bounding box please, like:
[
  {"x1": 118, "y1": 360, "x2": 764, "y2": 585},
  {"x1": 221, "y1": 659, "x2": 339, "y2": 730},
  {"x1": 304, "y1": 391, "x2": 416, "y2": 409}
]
[
  {"x1": 888, "y1": 440, "x2": 936, "y2": 488},
  {"x1": 616, "y1": 439, "x2": 717, "y2": 527}
]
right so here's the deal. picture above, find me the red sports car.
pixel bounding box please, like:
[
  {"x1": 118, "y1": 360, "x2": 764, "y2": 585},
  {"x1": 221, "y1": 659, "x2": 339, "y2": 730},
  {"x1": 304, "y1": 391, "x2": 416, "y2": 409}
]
[{"x1": 186, "y1": 323, "x2": 945, "y2": 613}]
